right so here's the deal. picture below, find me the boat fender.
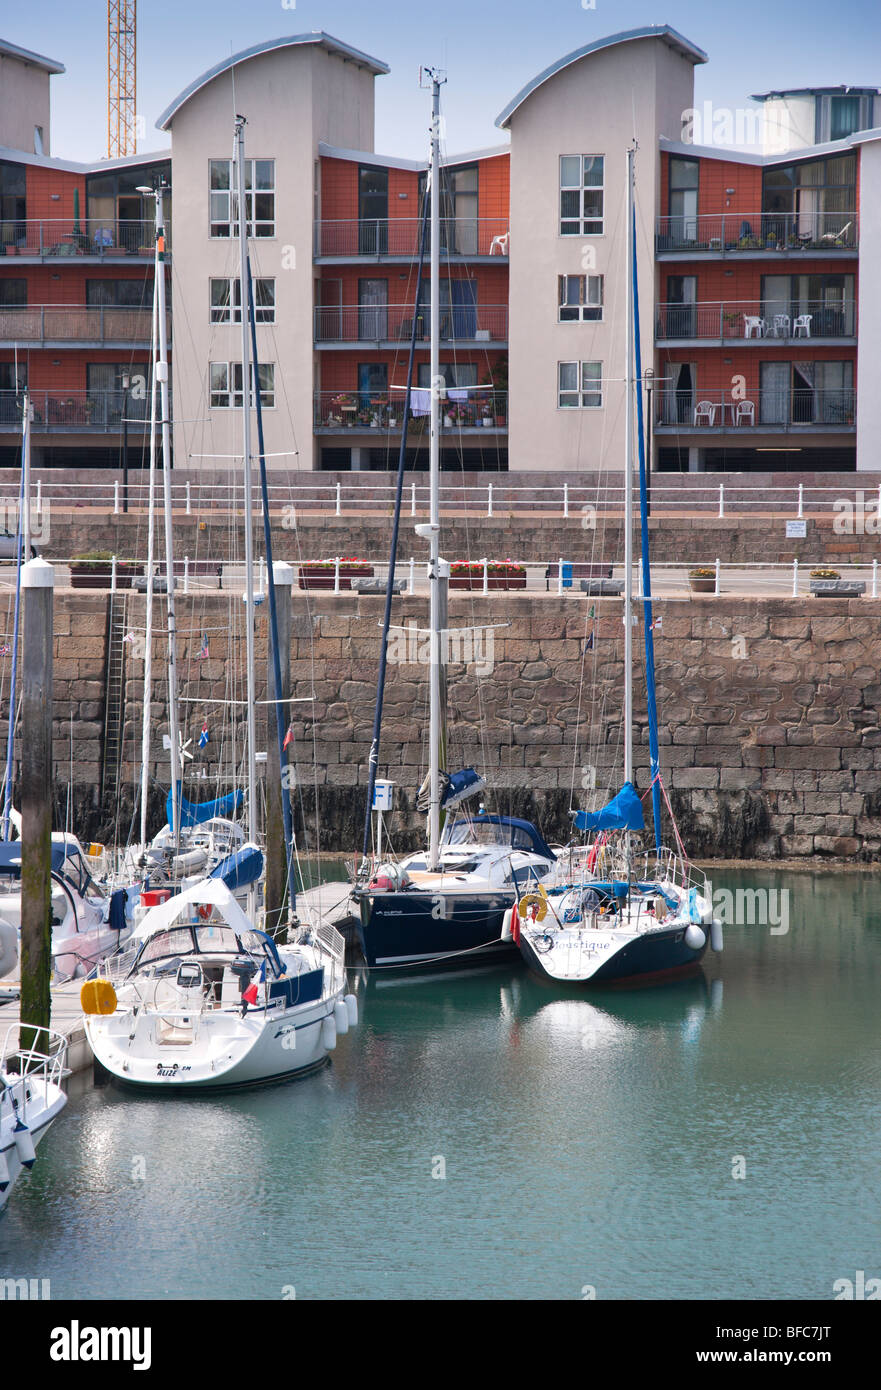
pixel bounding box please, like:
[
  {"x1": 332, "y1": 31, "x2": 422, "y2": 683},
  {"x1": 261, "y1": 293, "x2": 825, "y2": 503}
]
[
  {"x1": 172, "y1": 847, "x2": 208, "y2": 874},
  {"x1": 333, "y1": 1000, "x2": 349, "y2": 1036},
  {"x1": 500, "y1": 907, "x2": 514, "y2": 942},
  {"x1": 80, "y1": 978, "x2": 118, "y2": 1015},
  {"x1": 320, "y1": 1015, "x2": 337, "y2": 1052},
  {"x1": 0, "y1": 917, "x2": 17, "y2": 979},
  {"x1": 518, "y1": 893, "x2": 547, "y2": 923},
  {"x1": 710, "y1": 918, "x2": 724, "y2": 953},
  {"x1": 12, "y1": 1119, "x2": 36, "y2": 1168},
  {"x1": 344, "y1": 993, "x2": 358, "y2": 1027},
  {"x1": 684, "y1": 923, "x2": 706, "y2": 951},
  {"x1": 0, "y1": 1147, "x2": 10, "y2": 1190}
]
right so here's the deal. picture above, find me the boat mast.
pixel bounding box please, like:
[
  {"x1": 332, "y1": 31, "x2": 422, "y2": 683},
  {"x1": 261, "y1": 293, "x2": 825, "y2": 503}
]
[
  {"x1": 1, "y1": 398, "x2": 28, "y2": 840},
  {"x1": 143, "y1": 182, "x2": 181, "y2": 847},
  {"x1": 623, "y1": 147, "x2": 635, "y2": 789},
  {"x1": 426, "y1": 67, "x2": 446, "y2": 872},
  {"x1": 235, "y1": 116, "x2": 259, "y2": 849},
  {"x1": 139, "y1": 272, "x2": 159, "y2": 848}
]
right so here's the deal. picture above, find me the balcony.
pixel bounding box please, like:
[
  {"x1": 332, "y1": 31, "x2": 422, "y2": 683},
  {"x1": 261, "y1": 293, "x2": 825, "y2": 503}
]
[
  {"x1": 0, "y1": 219, "x2": 168, "y2": 262},
  {"x1": 0, "y1": 306, "x2": 167, "y2": 348},
  {"x1": 314, "y1": 391, "x2": 508, "y2": 432},
  {"x1": 655, "y1": 389, "x2": 855, "y2": 433},
  {"x1": 655, "y1": 300, "x2": 855, "y2": 346},
  {"x1": 314, "y1": 218, "x2": 509, "y2": 261},
  {"x1": 0, "y1": 390, "x2": 164, "y2": 433},
  {"x1": 655, "y1": 212, "x2": 857, "y2": 257},
  {"x1": 314, "y1": 303, "x2": 508, "y2": 347}
]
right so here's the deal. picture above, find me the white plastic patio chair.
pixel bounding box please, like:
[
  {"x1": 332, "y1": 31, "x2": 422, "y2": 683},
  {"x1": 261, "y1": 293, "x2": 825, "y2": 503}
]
[
  {"x1": 693, "y1": 401, "x2": 717, "y2": 426},
  {"x1": 743, "y1": 315, "x2": 765, "y2": 339},
  {"x1": 772, "y1": 314, "x2": 791, "y2": 338},
  {"x1": 793, "y1": 314, "x2": 812, "y2": 338},
  {"x1": 489, "y1": 233, "x2": 509, "y2": 256},
  {"x1": 735, "y1": 400, "x2": 755, "y2": 426}
]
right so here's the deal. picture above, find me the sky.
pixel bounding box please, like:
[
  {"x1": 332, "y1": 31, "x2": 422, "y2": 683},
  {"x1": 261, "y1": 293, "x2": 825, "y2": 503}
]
[{"x1": 3, "y1": 0, "x2": 880, "y2": 162}]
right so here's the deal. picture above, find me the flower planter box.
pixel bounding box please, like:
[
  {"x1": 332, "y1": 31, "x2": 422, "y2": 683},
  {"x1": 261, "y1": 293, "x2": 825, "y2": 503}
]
[
  {"x1": 298, "y1": 563, "x2": 374, "y2": 591},
  {"x1": 688, "y1": 577, "x2": 716, "y2": 594},
  {"x1": 450, "y1": 568, "x2": 526, "y2": 591},
  {"x1": 70, "y1": 561, "x2": 143, "y2": 589}
]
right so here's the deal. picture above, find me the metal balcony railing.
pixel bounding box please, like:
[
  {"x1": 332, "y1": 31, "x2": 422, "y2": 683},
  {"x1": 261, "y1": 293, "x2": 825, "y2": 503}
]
[
  {"x1": 655, "y1": 299, "x2": 855, "y2": 341},
  {"x1": 314, "y1": 303, "x2": 508, "y2": 344},
  {"x1": 0, "y1": 306, "x2": 167, "y2": 345},
  {"x1": 313, "y1": 390, "x2": 508, "y2": 429},
  {"x1": 656, "y1": 388, "x2": 855, "y2": 430},
  {"x1": 655, "y1": 211, "x2": 857, "y2": 253},
  {"x1": 315, "y1": 218, "x2": 509, "y2": 258},
  {"x1": 0, "y1": 219, "x2": 168, "y2": 258},
  {"x1": 0, "y1": 390, "x2": 163, "y2": 432}
]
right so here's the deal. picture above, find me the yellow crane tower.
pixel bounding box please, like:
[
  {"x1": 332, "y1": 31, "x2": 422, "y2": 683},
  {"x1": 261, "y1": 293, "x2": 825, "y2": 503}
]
[{"x1": 107, "y1": 0, "x2": 137, "y2": 158}]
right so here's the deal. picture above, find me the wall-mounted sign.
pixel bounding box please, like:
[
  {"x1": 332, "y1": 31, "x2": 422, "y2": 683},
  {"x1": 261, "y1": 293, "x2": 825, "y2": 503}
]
[{"x1": 786, "y1": 520, "x2": 807, "y2": 538}]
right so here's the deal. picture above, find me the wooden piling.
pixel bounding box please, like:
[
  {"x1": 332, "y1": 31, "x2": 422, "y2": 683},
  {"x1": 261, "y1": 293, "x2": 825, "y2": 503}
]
[{"x1": 19, "y1": 559, "x2": 54, "y2": 1049}]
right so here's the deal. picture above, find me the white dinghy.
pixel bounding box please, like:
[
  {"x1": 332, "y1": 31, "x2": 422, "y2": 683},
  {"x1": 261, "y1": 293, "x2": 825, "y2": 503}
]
[{"x1": 82, "y1": 878, "x2": 356, "y2": 1090}]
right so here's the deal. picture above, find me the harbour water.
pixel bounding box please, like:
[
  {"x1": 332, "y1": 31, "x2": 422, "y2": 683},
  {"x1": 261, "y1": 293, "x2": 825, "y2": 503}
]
[{"x1": 2, "y1": 868, "x2": 879, "y2": 1301}]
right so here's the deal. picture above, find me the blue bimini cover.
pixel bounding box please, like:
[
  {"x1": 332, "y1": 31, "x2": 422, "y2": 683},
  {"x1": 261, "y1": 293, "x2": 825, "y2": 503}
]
[
  {"x1": 167, "y1": 785, "x2": 244, "y2": 830},
  {"x1": 572, "y1": 781, "x2": 645, "y2": 834}
]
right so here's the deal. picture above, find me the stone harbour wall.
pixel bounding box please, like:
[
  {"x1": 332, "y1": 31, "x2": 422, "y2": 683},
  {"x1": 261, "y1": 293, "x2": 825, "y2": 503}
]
[{"x1": 6, "y1": 587, "x2": 881, "y2": 860}]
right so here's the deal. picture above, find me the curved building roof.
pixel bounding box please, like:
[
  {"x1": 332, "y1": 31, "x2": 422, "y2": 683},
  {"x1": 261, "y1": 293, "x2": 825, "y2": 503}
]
[
  {"x1": 495, "y1": 25, "x2": 707, "y2": 129},
  {"x1": 157, "y1": 32, "x2": 388, "y2": 131},
  {"x1": 0, "y1": 38, "x2": 64, "y2": 74}
]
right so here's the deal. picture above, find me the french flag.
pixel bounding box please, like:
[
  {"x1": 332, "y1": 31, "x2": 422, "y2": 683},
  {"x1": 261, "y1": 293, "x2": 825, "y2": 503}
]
[{"x1": 243, "y1": 961, "x2": 266, "y2": 1006}]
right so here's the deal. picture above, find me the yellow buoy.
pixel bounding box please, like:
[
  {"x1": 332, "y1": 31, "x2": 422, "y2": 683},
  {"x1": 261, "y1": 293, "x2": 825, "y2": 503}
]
[
  {"x1": 87, "y1": 843, "x2": 104, "y2": 858},
  {"x1": 80, "y1": 978, "x2": 117, "y2": 1015},
  {"x1": 517, "y1": 892, "x2": 548, "y2": 922}
]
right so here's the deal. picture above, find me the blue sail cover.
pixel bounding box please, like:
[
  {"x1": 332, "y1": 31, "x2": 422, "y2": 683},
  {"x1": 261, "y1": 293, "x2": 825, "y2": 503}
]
[
  {"x1": 167, "y1": 785, "x2": 244, "y2": 830},
  {"x1": 442, "y1": 768, "x2": 487, "y2": 809},
  {"x1": 209, "y1": 845, "x2": 264, "y2": 891},
  {"x1": 573, "y1": 782, "x2": 645, "y2": 833}
]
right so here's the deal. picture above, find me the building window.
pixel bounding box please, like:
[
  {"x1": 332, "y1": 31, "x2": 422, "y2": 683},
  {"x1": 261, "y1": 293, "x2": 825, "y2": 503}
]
[
  {"x1": 86, "y1": 278, "x2": 155, "y2": 308},
  {"x1": 558, "y1": 275, "x2": 603, "y2": 322},
  {"x1": 558, "y1": 361, "x2": 602, "y2": 408},
  {"x1": 560, "y1": 156, "x2": 604, "y2": 236},
  {"x1": 209, "y1": 361, "x2": 275, "y2": 409},
  {"x1": 815, "y1": 94, "x2": 873, "y2": 144},
  {"x1": 0, "y1": 278, "x2": 27, "y2": 306},
  {"x1": 210, "y1": 277, "x2": 276, "y2": 323},
  {"x1": 209, "y1": 159, "x2": 275, "y2": 238}
]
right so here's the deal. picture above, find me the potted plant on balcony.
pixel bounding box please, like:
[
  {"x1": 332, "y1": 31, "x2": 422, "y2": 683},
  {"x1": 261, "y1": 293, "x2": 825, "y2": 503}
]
[
  {"x1": 297, "y1": 556, "x2": 374, "y2": 591},
  {"x1": 687, "y1": 566, "x2": 717, "y2": 594},
  {"x1": 70, "y1": 550, "x2": 144, "y2": 589},
  {"x1": 332, "y1": 393, "x2": 357, "y2": 425},
  {"x1": 449, "y1": 559, "x2": 527, "y2": 591},
  {"x1": 481, "y1": 355, "x2": 508, "y2": 426}
]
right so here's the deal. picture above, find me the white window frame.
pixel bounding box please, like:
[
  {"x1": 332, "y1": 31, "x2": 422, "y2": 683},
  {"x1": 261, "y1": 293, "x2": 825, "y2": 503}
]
[
  {"x1": 558, "y1": 274, "x2": 604, "y2": 323},
  {"x1": 558, "y1": 361, "x2": 603, "y2": 409},
  {"x1": 210, "y1": 277, "x2": 276, "y2": 324},
  {"x1": 209, "y1": 159, "x2": 276, "y2": 238},
  {"x1": 209, "y1": 361, "x2": 275, "y2": 409},
  {"x1": 560, "y1": 155, "x2": 604, "y2": 237}
]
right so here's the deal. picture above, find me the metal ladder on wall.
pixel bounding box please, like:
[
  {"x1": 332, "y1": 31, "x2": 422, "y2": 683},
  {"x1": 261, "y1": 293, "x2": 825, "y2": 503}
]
[{"x1": 101, "y1": 590, "x2": 128, "y2": 805}]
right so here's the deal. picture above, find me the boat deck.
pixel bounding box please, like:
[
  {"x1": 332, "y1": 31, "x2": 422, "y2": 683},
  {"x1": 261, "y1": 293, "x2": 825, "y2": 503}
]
[{"x1": 0, "y1": 978, "x2": 92, "y2": 1076}]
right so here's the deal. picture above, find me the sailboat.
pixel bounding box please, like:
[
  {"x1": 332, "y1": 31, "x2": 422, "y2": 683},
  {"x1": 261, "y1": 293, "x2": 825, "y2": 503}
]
[
  {"x1": 510, "y1": 149, "x2": 722, "y2": 986},
  {"x1": 113, "y1": 180, "x2": 262, "y2": 908},
  {"x1": 0, "y1": 1024, "x2": 67, "y2": 1212},
  {"x1": 81, "y1": 119, "x2": 357, "y2": 1088},
  {"x1": 352, "y1": 71, "x2": 557, "y2": 970}
]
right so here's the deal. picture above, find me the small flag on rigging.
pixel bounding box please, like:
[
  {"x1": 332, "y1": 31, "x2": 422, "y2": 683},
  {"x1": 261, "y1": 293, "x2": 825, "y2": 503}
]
[
  {"x1": 196, "y1": 633, "x2": 209, "y2": 660},
  {"x1": 0, "y1": 643, "x2": 10, "y2": 657},
  {"x1": 283, "y1": 724, "x2": 294, "y2": 751},
  {"x1": 199, "y1": 722, "x2": 209, "y2": 749},
  {"x1": 650, "y1": 615, "x2": 663, "y2": 630},
  {"x1": 123, "y1": 631, "x2": 136, "y2": 645},
  {"x1": 584, "y1": 631, "x2": 595, "y2": 652}
]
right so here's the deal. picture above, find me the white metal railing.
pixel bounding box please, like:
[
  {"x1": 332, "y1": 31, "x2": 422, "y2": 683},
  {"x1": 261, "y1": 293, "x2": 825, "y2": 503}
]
[
  {"x1": 0, "y1": 1025, "x2": 68, "y2": 1126},
  {"x1": 3, "y1": 556, "x2": 875, "y2": 600},
  {"x1": 4, "y1": 477, "x2": 881, "y2": 519}
]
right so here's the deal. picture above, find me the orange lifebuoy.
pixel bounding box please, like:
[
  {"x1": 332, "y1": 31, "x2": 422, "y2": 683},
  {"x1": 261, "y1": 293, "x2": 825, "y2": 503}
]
[{"x1": 197, "y1": 904, "x2": 212, "y2": 920}]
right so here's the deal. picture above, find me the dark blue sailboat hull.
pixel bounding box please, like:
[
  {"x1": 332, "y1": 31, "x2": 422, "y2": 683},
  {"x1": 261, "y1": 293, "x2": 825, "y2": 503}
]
[
  {"x1": 357, "y1": 890, "x2": 517, "y2": 969},
  {"x1": 518, "y1": 923, "x2": 707, "y2": 985}
]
